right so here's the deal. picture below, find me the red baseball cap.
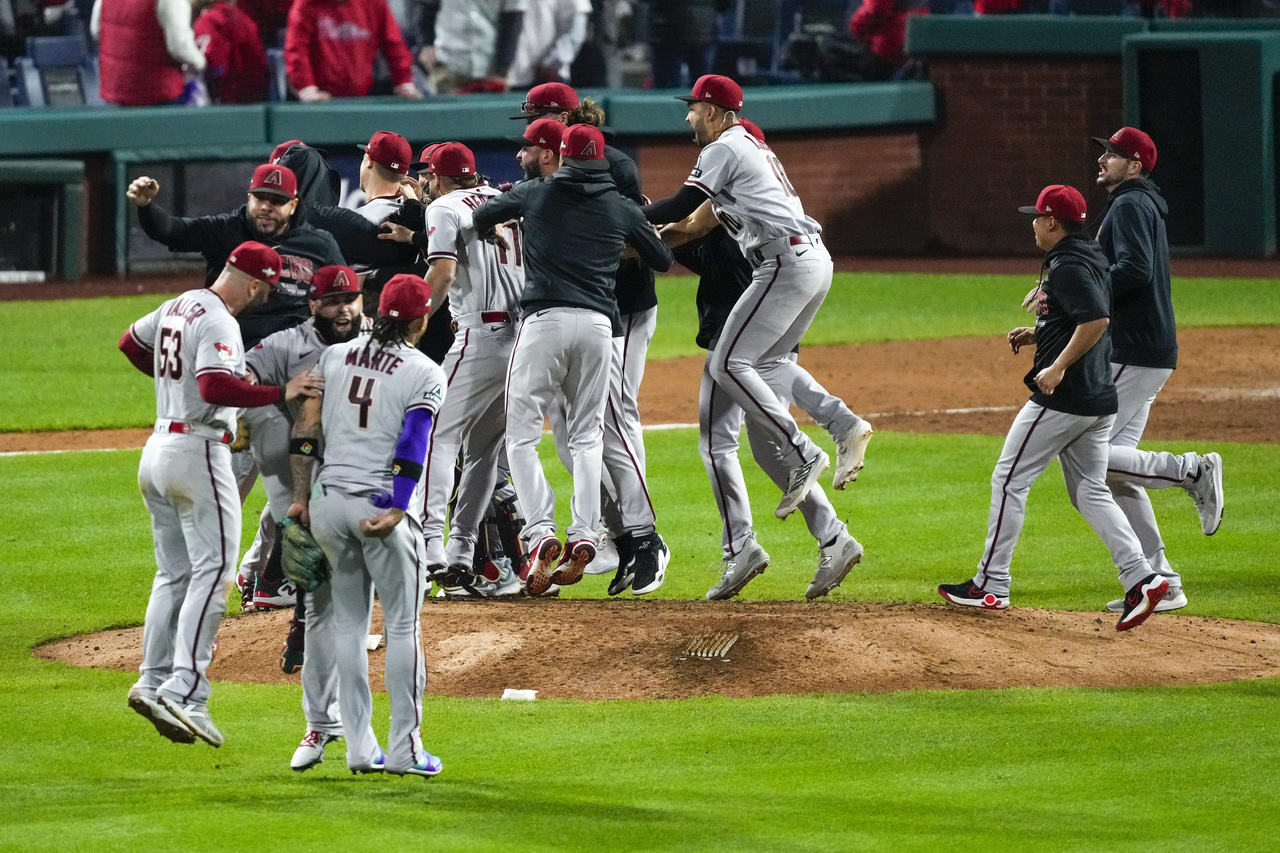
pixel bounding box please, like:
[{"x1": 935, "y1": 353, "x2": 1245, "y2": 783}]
[
  {"x1": 738, "y1": 118, "x2": 765, "y2": 143},
  {"x1": 1018, "y1": 185, "x2": 1088, "y2": 222},
  {"x1": 379, "y1": 274, "x2": 433, "y2": 321},
  {"x1": 248, "y1": 163, "x2": 298, "y2": 201},
  {"x1": 676, "y1": 74, "x2": 744, "y2": 112},
  {"x1": 510, "y1": 117, "x2": 565, "y2": 152},
  {"x1": 410, "y1": 143, "x2": 441, "y2": 172},
  {"x1": 310, "y1": 265, "x2": 360, "y2": 299},
  {"x1": 270, "y1": 139, "x2": 303, "y2": 164},
  {"x1": 359, "y1": 130, "x2": 412, "y2": 175},
  {"x1": 561, "y1": 125, "x2": 606, "y2": 170},
  {"x1": 227, "y1": 240, "x2": 282, "y2": 284},
  {"x1": 1092, "y1": 127, "x2": 1157, "y2": 171},
  {"x1": 511, "y1": 82, "x2": 580, "y2": 119},
  {"x1": 427, "y1": 141, "x2": 475, "y2": 177}
]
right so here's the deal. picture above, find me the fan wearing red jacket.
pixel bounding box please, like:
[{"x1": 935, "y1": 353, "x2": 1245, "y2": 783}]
[
  {"x1": 284, "y1": 0, "x2": 422, "y2": 100},
  {"x1": 194, "y1": 0, "x2": 270, "y2": 103}
]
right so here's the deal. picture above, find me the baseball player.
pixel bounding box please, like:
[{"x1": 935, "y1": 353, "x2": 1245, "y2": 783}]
[
  {"x1": 655, "y1": 119, "x2": 866, "y2": 600},
  {"x1": 641, "y1": 75, "x2": 870, "y2": 521},
  {"x1": 379, "y1": 141, "x2": 526, "y2": 597},
  {"x1": 471, "y1": 124, "x2": 674, "y2": 597},
  {"x1": 129, "y1": 163, "x2": 347, "y2": 347},
  {"x1": 118, "y1": 241, "x2": 324, "y2": 746},
  {"x1": 512, "y1": 85, "x2": 671, "y2": 596},
  {"x1": 238, "y1": 265, "x2": 366, "y2": 770},
  {"x1": 355, "y1": 130, "x2": 412, "y2": 225},
  {"x1": 288, "y1": 274, "x2": 447, "y2": 778},
  {"x1": 1089, "y1": 128, "x2": 1222, "y2": 613},
  {"x1": 938, "y1": 185, "x2": 1168, "y2": 632}
]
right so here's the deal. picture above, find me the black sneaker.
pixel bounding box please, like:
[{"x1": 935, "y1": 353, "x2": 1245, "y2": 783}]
[
  {"x1": 938, "y1": 580, "x2": 1009, "y2": 610},
  {"x1": 280, "y1": 617, "x2": 305, "y2": 674},
  {"x1": 1116, "y1": 573, "x2": 1169, "y2": 632},
  {"x1": 439, "y1": 564, "x2": 484, "y2": 599},
  {"x1": 631, "y1": 533, "x2": 669, "y2": 596},
  {"x1": 607, "y1": 532, "x2": 636, "y2": 597}
]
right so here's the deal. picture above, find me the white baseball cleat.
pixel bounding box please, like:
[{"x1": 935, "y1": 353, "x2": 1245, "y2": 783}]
[
  {"x1": 586, "y1": 530, "x2": 620, "y2": 575},
  {"x1": 806, "y1": 530, "x2": 864, "y2": 600},
  {"x1": 706, "y1": 536, "x2": 770, "y2": 600},
  {"x1": 158, "y1": 695, "x2": 224, "y2": 747},
  {"x1": 291, "y1": 730, "x2": 341, "y2": 771},
  {"x1": 832, "y1": 421, "x2": 873, "y2": 491},
  {"x1": 128, "y1": 687, "x2": 196, "y2": 744},
  {"x1": 1187, "y1": 452, "x2": 1224, "y2": 536},
  {"x1": 776, "y1": 450, "x2": 830, "y2": 519}
]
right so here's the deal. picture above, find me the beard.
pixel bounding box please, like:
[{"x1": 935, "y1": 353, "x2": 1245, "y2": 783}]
[
  {"x1": 522, "y1": 158, "x2": 543, "y2": 181},
  {"x1": 314, "y1": 312, "x2": 363, "y2": 345}
]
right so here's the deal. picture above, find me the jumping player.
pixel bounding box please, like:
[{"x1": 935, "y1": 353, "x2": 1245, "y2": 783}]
[
  {"x1": 119, "y1": 242, "x2": 324, "y2": 746},
  {"x1": 642, "y1": 75, "x2": 870, "y2": 520},
  {"x1": 288, "y1": 274, "x2": 447, "y2": 778},
  {"x1": 939, "y1": 186, "x2": 1169, "y2": 632}
]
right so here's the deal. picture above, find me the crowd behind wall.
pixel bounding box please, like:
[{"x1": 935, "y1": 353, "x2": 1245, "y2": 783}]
[{"x1": 1, "y1": 0, "x2": 1276, "y2": 107}]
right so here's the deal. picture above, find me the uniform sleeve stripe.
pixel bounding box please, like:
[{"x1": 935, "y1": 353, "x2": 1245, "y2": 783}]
[
  {"x1": 406, "y1": 402, "x2": 438, "y2": 412},
  {"x1": 129, "y1": 325, "x2": 155, "y2": 351},
  {"x1": 684, "y1": 179, "x2": 714, "y2": 198},
  {"x1": 426, "y1": 251, "x2": 458, "y2": 260}
]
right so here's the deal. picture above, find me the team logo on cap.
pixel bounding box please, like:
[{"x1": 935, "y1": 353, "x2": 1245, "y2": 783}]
[
  {"x1": 334, "y1": 269, "x2": 352, "y2": 289},
  {"x1": 262, "y1": 169, "x2": 283, "y2": 186},
  {"x1": 580, "y1": 140, "x2": 597, "y2": 156},
  {"x1": 262, "y1": 266, "x2": 277, "y2": 278},
  {"x1": 214, "y1": 342, "x2": 234, "y2": 362}
]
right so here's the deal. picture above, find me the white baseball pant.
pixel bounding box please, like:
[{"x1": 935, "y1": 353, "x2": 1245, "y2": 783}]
[{"x1": 974, "y1": 402, "x2": 1153, "y2": 598}]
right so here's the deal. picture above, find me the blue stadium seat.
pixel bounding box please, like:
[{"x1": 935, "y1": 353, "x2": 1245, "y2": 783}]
[
  {"x1": 14, "y1": 34, "x2": 103, "y2": 107},
  {"x1": 266, "y1": 47, "x2": 289, "y2": 101}
]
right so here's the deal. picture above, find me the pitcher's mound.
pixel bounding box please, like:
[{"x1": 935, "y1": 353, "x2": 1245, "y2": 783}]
[{"x1": 36, "y1": 600, "x2": 1280, "y2": 700}]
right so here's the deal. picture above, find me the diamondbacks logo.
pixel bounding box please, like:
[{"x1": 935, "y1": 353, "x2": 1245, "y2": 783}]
[
  {"x1": 334, "y1": 269, "x2": 352, "y2": 290},
  {"x1": 214, "y1": 342, "x2": 234, "y2": 362},
  {"x1": 262, "y1": 169, "x2": 283, "y2": 187},
  {"x1": 579, "y1": 139, "x2": 597, "y2": 157}
]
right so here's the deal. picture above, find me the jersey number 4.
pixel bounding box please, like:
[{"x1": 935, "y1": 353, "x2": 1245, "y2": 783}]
[
  {"x1": 158, "y1": 328, "x2": 183, "y2": 379},
  {"x1": 348, "y1": 375, "x2": 376, "y2": 428}
]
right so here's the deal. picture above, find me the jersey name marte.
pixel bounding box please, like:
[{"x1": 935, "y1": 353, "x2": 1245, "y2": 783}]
[
  {"x1": 684, "y1": 124, "x2": 821, "y2": 257},
  {"x1": 129, "y1": 288, "x2": 245, "y2": 434},
  {"x1": 426, "y1": 184, "x2": 524, "y2": 316}
]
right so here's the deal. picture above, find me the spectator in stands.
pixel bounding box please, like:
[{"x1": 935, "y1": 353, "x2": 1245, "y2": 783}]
[
  {"x1": 849, "y1": 0, "x2": 926, "y2": 76},
  {"x1": 92, "y1": 0, "x2": 207, "y2": 106},
  {"x1": 194, "y1": 0, "x2": 269, "y2": 103},
  {"x1": 414, "y1": 0, "x2": 525, "y2": 94},
  {"x1": 647, "y1": 0, "x2": 717, "y2": 89},
  {"x1": 238, "y1": 0, "x2": 291, "y2": 46},
  {"x1": 506, "y1": 0, "x2": 592, "y2": 90},
  {"x1": 284, "y1": 0, "x2": 421, "y2": 100}
]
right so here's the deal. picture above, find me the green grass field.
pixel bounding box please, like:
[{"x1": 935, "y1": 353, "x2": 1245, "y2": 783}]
[{"x1": 1, "y1": 272, "x2": 1276, "y2": 850}]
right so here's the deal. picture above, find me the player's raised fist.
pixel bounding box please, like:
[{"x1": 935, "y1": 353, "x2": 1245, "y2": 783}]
[{"x1": 127, "y1": 177, "x2": 160, "y2": 207}]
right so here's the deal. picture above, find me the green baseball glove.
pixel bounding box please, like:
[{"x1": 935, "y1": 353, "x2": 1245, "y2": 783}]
[{"x1": 279, "y1": 517, "x2": 331, "y2": 592}]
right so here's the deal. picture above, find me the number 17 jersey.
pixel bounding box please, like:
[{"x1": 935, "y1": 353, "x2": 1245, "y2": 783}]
[
  {"x1": 683, "y1": 124, "x2": 821, "y2": 258},
  {"x1": 314, "y1": 335, "x2": 447, "y2": 496},
  {"x1": 426, "y1": 184, "x2": 524, "y2": 316}
]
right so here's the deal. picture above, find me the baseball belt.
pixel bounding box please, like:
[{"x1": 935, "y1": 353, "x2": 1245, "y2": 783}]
[
  {"x1": 750, "y1": 233, "x2": 821, "y2": 268},
  {"x1": 154, "y1": 419, "x2": 233, "y2": 444},
  {"x1": 452, "y1": 310, "x2": 519, "y2": 331}
]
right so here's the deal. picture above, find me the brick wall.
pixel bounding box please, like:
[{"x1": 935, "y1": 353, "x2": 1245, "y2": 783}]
[
  {"x1": 637, "y1": 129, "x2": 930, "y2": 255},
  {"x1": 924, "y1": 57, "x2": 1125, "y2": 254}
]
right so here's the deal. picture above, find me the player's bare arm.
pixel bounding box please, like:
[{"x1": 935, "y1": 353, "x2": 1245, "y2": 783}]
[
  {"x1": 1035, "y1": 317, "x2": 1108, "y2": 394},
  {"x1": 1008, "y1": 327, "x2": 1037, "y2": 355},
  {"x1": 425, "y1": 257, "x2": 457, "y2": 307},
  {"x1": 284, "y1": 367, "x2": 325, "y2": 402},
  {"x1": 286, "y1": 395, "x2": 323, "y2": 527},
  {"x1": 127, "y1": 177, "x2": 160, "y2": 207}
]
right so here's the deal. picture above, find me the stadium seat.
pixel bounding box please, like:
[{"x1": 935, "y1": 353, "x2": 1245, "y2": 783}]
[{"x1": 13, "y1": 33, "x2": 103, "y2": 107}]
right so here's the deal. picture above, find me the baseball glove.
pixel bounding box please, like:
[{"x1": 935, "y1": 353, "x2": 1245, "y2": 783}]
[
  {"x1": 279, "y1": 518, "x2": 331, "y2": 592},
  {"x1": 229, "y1": 417, "x2": 251, "y2": 453}
]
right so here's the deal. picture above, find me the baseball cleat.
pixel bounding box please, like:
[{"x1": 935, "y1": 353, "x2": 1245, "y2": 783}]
[
  {"x1": 937, "y1": 580, "x2": 1009, "y2": 610},
  {"x1": 832, "y1": 420, "x2": 874, "y2": 491},
  {"x1": 1187, "y1": 452, "x2": 1224, "y2": 536},
  {"x1": 439, "y1": 564, "x2": 486, "y2": 599},
  {"x1": 586, "y1": 530, "x2": 621, "y2": 575},
  {"x1": 524, "y1": 535, "x2": 562, "y2": 597},
  {"x1": 1116, "y1": 573, "x2": 1169, "y2": 632},
  {"x1": 630, "y1": 533, "x2": 670, "y2": 596},
  {"x1": 252, "y1": 577, "x2": 298, "y2": 611},
  {"x1": 391, "y1": 752, "x2": 444, "y2": 778},
  {"x1": 351, "y1": 748, "x2": 386, "y2": 775},
  {"x1": 128, "y1": 687, "x2": 196, "y2": 744},
  {"x1": 806, "y1": 530, "x2": 864, "y2": 600},
  {"x1": 236, "y1": 568, "x2": 256, "y2": 612},
  {"x1": 280, "y1": 617, "x2": 305, "y2": 674},
  {"x1": 776, "y1": 451, "x2": 830, "y2": 519},
  {"x1": 291, "y1": 730, "x2": 340, "y2": 772},
  {"x1": 485, "y1": 555, "x2": 524, "y2": 598},
  {"x1": 551, "y1": 539, "x2": 596, "y2": 587},
  {"x1": 706, "y1": 536, "x2": 770, "y2": 600},
  {"x1": 1107, "y1": 585, "x2": 1186, "y2": 613},
  {"x1": 158, "y1": 695, "x2": 224, "y2": 747}
]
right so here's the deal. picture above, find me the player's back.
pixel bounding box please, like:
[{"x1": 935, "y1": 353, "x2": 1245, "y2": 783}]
[
  {"x1": 426, "y1": 184, "x2": 524, "y2": 316},
  {"x1": 316, "y1": 335, "x2": 446, "y2": 495}
]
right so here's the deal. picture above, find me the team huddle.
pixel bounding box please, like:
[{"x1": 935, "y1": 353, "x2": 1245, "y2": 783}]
[{"x1": 117, "y1": 76, "x2": 1224, "y2": 777}]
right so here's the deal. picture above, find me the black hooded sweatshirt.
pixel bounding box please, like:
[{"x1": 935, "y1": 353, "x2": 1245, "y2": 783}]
[
  {"x1": 1027, "y1": 232, "x2": 1118, "y2": 417},
  {"x1": 1095, "y1": 178, "x2": 1177, "y2": 370},
  {"x1": 471, "y1": 164, "x2": 673, "y2": 328}
]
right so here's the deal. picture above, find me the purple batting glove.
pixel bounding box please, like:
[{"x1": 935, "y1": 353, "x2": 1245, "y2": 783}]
[{"x1": 370, "y1": 490, "x2": 394, "y2": 509}]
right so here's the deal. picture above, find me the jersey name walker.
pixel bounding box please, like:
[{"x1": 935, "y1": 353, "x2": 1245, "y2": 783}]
[
  {"x1": 425, "y1": 185, "x2": 524, "y2": 316},
  {"x1": 315, "y1": 336, "x2": 447, "y2": 494},
  {"x1": 129, "y1": 288, "x2": 245, "y2": 434},
  {"x1": 684, "y1": 124, "x2": 821, "y2": 257}
]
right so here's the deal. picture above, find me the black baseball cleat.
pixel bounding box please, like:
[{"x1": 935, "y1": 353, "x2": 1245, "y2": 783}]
[
  {"x1": 630, "y1": 533, "x2": 669, "y2": 596},
  {"x1": 938, "y1": 580, "x2": 1009, "y2": 610},
  {"x1": 439, "y1": 564, "x2": 485, "y2": 599},
  {"x1": 1116, "y1": 573, "x2": 1169, "y2": 632},
  {"x1": 606, "y1": 533, "x2": 636, "y2": 597}
]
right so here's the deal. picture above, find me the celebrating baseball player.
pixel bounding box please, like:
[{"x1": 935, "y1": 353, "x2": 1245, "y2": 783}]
[
  {"x1": 380, "y1": 141, "x2": 526, "y2": 597},
  {"x1": 939, "y1": 185, "x2": 1169, "y2": 632},
  {"x1": 512, "y1": 84, "x2": 671, "y2": 596},
  {"x1": 471, "y1": 124, "x2": 674, "y2": 597},
  {"x1": 118, "y1": 242, "x2": 324, "y2": 747},
  {"x1": 655, "y1": 119, "x2": 867, "y2": 600},
  {"x1": 642, "y1": 74, "x2": 871, "y2": 524},
  {"x1": 287, "y1": 274, "x2": 447, "y2": 778},
  {"x1": 128, "y1": 163, "x2": 347, "y2": 347}
]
